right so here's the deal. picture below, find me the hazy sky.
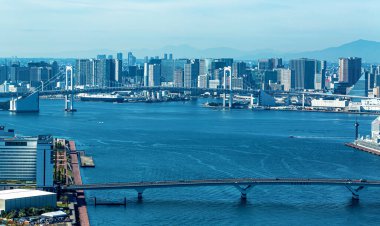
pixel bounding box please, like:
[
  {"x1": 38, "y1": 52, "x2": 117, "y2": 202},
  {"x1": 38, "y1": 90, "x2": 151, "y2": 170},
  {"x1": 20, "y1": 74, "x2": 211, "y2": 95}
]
[{"x1": 0, "y1": 0, "x2": 378, "y2": 57}]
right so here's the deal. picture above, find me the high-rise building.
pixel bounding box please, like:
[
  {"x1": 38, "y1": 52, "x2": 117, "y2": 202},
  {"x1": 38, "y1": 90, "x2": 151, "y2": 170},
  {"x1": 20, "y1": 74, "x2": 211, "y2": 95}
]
[
  {"x1": 128, "y1": 52, "x2": 136, "y2": 66},
  {"x1": 365, "y1": 71, "x2": 375, "y2": 97},
  {"x1": 199, "y1": 59, "x2": 212, "y2": 76},
  {"x1": 160, "y1": 59, "x2": 175, "y2": 82},
  {"x1": 184, "y1": 59, "x2": 199, "y2": 88},
  {"x1": 97, "y1": 54, "x2": 106, "y2": 60},
  {"x1": 0, "y1": 66, "x2": 9, "y2": 83},
  {"x1": 148, "y1": 64, "x2": 161, "y2": 86},
  {"x1": 0, "y1": 127, "x2": 54, "y2": 188},
  {"x1": 232, "y1": 62, "x2": 247, "y2": 78},
  {"x1": 258, "y1": 58, "x2": 282, "y2": 70},
  {"x1": 143, "y1": 63, "x2": 149, "y2": 87},
  {"x1": 113, "y1": 59, "x2": 122, "y2": 84},
  {"x1": 314, "y1": 60, "x2": 326, "y2": 90},
  {"x1": 117, "y1": 52, "x2": 123, "y2": 61},
  {"x1": 276, "y1": 68, "x2": 295, "y2": 91},
  {"x1": 197, "y1": 74, "x2": 209, "y2": 88},
  {"x1": 173, "y1": 69, "x2": 184, "y2": 88},
  {"x1": 338, "y1": 57, "x2": 362, "y2": 86},
  {"x1": 169, "y1": 53, "x2": 173, "y2": 60},
  {"x1": 75, "y1": 59, "x2": 94, "y2": 86},
  {"x1": 289, "y1": 58, "x2": 316, "y2": 90}
]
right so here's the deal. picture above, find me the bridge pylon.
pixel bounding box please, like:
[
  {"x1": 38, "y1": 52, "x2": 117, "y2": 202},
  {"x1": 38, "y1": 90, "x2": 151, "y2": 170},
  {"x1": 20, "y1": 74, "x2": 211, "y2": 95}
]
[
  {"x1": 223, "y1": 67, "x2": 233, "y2": 108},
  {"x1": 65, "y1": 66, "x2": 77, "y2": 112},
  {"x1": 235, "y1": 185, "x2": 254, "y2": 200},
  {"x1": 346, "y1": 185, "x2": 365, "y2": 200}
]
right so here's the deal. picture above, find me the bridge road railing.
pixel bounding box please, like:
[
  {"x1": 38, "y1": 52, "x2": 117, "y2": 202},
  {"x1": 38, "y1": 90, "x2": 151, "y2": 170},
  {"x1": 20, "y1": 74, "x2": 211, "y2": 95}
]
[{"x1": 63, "y1": 178, "x2": 380, "y2": 201}]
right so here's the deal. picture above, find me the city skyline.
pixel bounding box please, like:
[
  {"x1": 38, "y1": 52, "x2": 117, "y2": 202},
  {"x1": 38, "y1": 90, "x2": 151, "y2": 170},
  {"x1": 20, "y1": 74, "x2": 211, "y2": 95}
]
[{"x1": 0, "y1": 0, "x2": 379, "y2": 57}]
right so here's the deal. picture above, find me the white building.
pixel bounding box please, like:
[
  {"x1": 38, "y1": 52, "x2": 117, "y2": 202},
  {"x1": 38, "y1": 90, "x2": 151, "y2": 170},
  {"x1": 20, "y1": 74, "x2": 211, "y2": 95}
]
[
  {"x1": 361, "y1": 99, "x2": 380, "y2": 112},
  {"x1": 209, "y1": 79, "x2": 220, "y2": 89},
  {"x1": 0, "y1": 189, "x2": 56, "y2": 212},
  {"x1": 311, "y1": 99, "x2": 349, "y2": 108},
  {"x1": 0, "y1": 127, "x2": 54, "y2": 188},
  {"x1": 197, "y1": 74, "x2": 209, "y2": 88}
]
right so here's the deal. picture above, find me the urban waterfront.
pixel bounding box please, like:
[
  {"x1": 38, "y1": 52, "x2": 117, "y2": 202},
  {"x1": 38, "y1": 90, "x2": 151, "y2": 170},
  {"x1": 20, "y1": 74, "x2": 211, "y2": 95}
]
[{"x1": 1, "y1": 99, "x2": 380, "y2": 225}]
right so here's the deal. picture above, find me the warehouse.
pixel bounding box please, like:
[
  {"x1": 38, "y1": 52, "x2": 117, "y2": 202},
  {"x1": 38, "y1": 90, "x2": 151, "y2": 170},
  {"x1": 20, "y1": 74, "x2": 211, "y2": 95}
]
[{"x1": 0, "y1": 189, "x2": 56, "y2": 212}]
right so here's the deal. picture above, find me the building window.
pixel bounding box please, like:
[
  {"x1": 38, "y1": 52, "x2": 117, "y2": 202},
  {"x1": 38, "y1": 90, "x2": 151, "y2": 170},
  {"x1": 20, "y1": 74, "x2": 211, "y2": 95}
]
[{"x1": 5, "y1": 141, "x2": 28, "y2": 146}]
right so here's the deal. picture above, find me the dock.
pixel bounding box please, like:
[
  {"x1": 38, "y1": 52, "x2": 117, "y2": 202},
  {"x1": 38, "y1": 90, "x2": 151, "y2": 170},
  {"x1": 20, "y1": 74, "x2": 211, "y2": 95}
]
[
  {"x1": 69, "y1": 141, "x2": 90, "y2": 226},
  {"x1": 79, "y1": 151, "x2": 95, "y2": 167},
  {"x1": 345, "y1": 142, "x2": 380, "y2": 156}
]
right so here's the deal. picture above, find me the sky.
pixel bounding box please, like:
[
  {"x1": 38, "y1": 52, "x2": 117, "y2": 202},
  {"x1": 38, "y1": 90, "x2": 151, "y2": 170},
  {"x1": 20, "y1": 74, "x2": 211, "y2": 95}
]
[{"x1": 0, "y1": 0, "x2": 379, "y2": 57}]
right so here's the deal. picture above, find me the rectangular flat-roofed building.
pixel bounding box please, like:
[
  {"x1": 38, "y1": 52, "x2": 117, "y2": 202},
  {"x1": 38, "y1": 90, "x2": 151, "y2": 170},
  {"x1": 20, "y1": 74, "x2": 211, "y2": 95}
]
[{"x1": 0, "y1": 189, "x2": 56, "y2": 212}]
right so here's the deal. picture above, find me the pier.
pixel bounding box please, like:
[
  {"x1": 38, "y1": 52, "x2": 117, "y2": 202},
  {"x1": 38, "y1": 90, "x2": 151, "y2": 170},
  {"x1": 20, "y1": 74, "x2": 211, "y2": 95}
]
[
  {"x1": 78, "y1": 151, "x2": 95, "y2": 167},
  {"x1": 69, "y1": 141, "x2": 90, "y2": 226},
  {"x1": 64, "y1": 178, "x2": 380, "y2": 201},
  {"x1": 345, "y1": 142, "x2": 380, "y2": 156}
]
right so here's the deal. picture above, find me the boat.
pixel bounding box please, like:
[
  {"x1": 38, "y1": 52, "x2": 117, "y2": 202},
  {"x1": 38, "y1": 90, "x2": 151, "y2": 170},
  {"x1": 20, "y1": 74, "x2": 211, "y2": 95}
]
[{"x1": 78, "y1": 93, "x2": 124, "y2": 103}]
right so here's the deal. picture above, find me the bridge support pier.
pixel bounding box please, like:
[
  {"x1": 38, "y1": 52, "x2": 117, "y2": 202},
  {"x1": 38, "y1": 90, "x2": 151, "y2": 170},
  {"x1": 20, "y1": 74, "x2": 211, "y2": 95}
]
[
  {"x1": 346, "y1": 186, "x2": 365, "y2": 200},
  {"x1": 234, "y1": 185, "x2": 254, "y2": 200},
  {"x1": 136, "y1": 189, "x2": 145, "y2": 201}
]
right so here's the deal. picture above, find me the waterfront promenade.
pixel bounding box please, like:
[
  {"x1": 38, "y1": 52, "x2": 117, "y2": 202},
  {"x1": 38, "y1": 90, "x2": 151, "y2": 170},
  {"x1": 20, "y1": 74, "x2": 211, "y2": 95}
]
[{"x1": 69, "y1": 141, "x2": 90, "y2": 226}]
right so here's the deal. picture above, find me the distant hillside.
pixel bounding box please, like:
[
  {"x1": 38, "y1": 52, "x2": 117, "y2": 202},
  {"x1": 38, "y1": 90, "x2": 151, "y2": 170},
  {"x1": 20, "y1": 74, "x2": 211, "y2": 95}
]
[
  {"x1": 41, "y1": 39, "x2": 380, "y2": 63},
  {"x1": 288, "y1": 39, "x2": 380, "y2": 63}
]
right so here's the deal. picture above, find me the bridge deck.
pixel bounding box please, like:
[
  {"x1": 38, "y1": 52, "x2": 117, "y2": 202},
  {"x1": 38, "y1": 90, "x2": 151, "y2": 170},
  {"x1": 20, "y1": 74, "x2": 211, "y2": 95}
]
[{"x1": 64, "y1": 178, "x2": 380, "y2": 190}]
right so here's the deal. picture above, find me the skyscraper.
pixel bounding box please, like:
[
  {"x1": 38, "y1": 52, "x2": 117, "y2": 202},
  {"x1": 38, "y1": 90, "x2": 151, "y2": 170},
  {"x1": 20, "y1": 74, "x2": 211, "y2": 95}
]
[
  {"x1": 338, "y1": 57, "x2": 362, "y2": 86},
  {"x1": 148, "y1": 64, "x2": 161, "y2": 86},
  {"x1": 289, "y1": 58, "x2": 316, "y2": 90},
  {"x1": 75, "y1": 59, "x2": 94, "y2": 86},
  {"x1": 184, "y1": 59, "x2": 199, "y2": 88},
  {"x1": 173, "y1": 69, "x2": 184, "y2": 87},
  {"x1": 276, "y1": 68, "x2": 295, "y2": 91},
  {"x1": 197, "y1": 74, "x2": 209, "y2": 88},
  {"x1": 232, "y1": 62, "x2": 247, "y2": 78},
  {"x1": 128, "y1": 52, "x2": 136, "y2": 66},
  {"x1": 160, "y1": 59, "x2": 175, "y2": 82},
  {"x1": 117, "y1": 52, "x2": 123, "y2": 61}
]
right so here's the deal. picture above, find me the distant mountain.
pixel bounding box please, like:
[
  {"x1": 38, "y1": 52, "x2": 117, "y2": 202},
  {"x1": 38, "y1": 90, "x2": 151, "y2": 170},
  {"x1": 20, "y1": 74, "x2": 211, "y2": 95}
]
[
  {"x1": 288, "y1": 39, "x2": 380, "y2": 63},
  {"x1": 41, "y1": 39, "x2": 380, "y2": 63}
]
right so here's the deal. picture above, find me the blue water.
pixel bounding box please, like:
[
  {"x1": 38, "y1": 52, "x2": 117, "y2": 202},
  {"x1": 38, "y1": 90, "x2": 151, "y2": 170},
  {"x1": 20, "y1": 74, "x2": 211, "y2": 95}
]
[{"x1": 1, "y1": 99, "x2": 380, "y2": 225}]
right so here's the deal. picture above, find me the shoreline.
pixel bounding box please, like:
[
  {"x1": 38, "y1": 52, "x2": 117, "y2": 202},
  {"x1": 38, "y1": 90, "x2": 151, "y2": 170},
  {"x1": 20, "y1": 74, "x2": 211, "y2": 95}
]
[
  {"x1": 345, "y1": 142, "x2": 380, "y2": 156},
  {"x1": 69, "y1": 140, "x2": 90, "y2": 226}
]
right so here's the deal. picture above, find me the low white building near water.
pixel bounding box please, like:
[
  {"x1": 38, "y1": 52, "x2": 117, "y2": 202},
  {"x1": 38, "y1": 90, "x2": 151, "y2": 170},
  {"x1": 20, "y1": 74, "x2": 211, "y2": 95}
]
[
  {"x1": 311, "y1": 99, "x2": 349, "y2": 108},
  {"x1": 0, "y1": 189, "x2": 56, "y2": 212}
]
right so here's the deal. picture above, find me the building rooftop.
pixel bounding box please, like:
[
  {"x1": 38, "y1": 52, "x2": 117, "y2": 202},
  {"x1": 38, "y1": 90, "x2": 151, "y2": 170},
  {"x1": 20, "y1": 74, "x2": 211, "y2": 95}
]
[{"x1": 0, "y1": 189, "x2": 55, "y2": 200}]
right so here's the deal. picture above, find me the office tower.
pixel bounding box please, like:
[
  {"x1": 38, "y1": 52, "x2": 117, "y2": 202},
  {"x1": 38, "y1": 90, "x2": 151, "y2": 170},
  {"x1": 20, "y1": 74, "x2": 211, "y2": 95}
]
[
  {"x1": 148, "y1": 64, "x2": 161, "y2": 86},
  {"x1": 113, "y1": 59, "x2": 122, "y2": 84},
  {"x1": 289, "y1": 58, "x2": 316, "y2": 90},
  {"x1": 107, "y1": 55, "x2": 113, "y2": 60},
  {"x1": 365, "y1": 71, "x2": 375, "y2": 97},
  {"x1": 262, "y1": 70, "x2": 278, "y2": 90},
  {"x1": 169, "y1": 53, "x2": 173, "y2": 60},
  {"x1": 117, "y1": 52, "x2": 123, "y2": 61},
  {"x1": 258, "y1": 58, "x2": 282, "y2": 70},
  {"x1": 97, "y1": 54, "x2": 106, "y2": 60},
  {"x1": 164, "y1": 53, "x2": 168, "y2": 60},
  {"x1": 128, "y1": 52, "x2": 136, "y2": 66},
  {"x1": 160, "y1": 59, "x2": 175, "y2": 82},
  {"x1": 211, "y1": 60, "x2": 226, "y2": 72},
  {"x1": 143, "y1": 63, "x2": 149, "y2": 86},
  {"x1": 0, "y1": 128, "x2": 54, "y2": 188},
  {"x1": 338, "y1": 57, "x2": 362, "y2": 86},
  {"x1": 94, "y1": 59, "x2": 111, "y2": 87},
  {"x1": 220, "y1": 58, "x2": 233, "y2": 67},
  {"x1": 0, "y1": 66, "x2": 8, "y2": 83},
  {"x1": 184, "y1": 59, "x2": 199, "y2": 88},
  {"x1": 173, "y1": 69, "x2": 184, "y2": 87},
  {"x1": 199, "y1": 58, "x2": 212, "y2": 76},
  {"x1": 174, "y1": 59, "x2": 189, "y2": 71},
  {"x1": 314, "y1": 60, "x2": 326, "y2": 90},
  {"x1": 197, "y1": 74, "x2": 209, "y2": 88},
  {"x1": 232, "y1": 62, "x2": 247, "y2": 78},
  {"x1": 231, "y1": 77, "x2": 244, "y2": 90},
  {"x1": 75, "y1": 59, "x2": 94, "y2": 86},
  {"x1": 276, "y1": 68, "x2": 295, "y2": 91}
]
